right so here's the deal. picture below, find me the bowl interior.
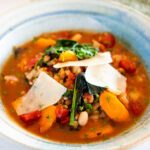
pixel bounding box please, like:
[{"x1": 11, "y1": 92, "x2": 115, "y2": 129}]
[{"x1": 0, "y1": 0, "x2": 150, "y2": 149}]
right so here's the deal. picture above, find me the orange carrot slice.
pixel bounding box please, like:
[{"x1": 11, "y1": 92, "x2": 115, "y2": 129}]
[
  {"x1": 100, "y1": 91, "x2": 130, "y2": 122},
  {"x1": 39, "y1": 105, "x2": 56, "y2": 133}
]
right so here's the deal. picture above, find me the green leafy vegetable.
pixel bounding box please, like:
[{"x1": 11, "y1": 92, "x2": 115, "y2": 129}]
[
  {"x1": 73, "y1": 44, "x2": 98, "y2": 59},
  {"x1": 84, "y1": 102, "x2": 93, "y2": 111},
  {"x1": 63, "y1": 89, "x2": 73, "y2": 99},
  {"x1": 69, "y1": 73, "x2": 105, "y2": 127},
  {"x1": 35, "y1": 54, "x2": 45, "y2": 67},
  {"x1": 56, "y1": 39, "x2": 77, "y2": 47},
  {"x1": 35, "y1": 39, "x2": 98, "y2": 68},
  {"x1": 69, "y1": 73, "x2": 87, "y2": 126},
  {"x1": 87, "y1": 83, "x2": 105, "y2": 96},
  {"x1": 46, "y1": 39, "x2": 98, "y2": 60}
]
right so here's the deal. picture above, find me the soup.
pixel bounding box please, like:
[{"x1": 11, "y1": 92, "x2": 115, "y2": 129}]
[{"x1": 0, "y1": 31, "x2": 150, "y2": 143}]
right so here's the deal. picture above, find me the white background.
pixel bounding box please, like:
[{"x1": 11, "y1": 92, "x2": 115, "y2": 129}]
[{"x1": 0, "y1": 0, "x2": 149, "y2": 149}]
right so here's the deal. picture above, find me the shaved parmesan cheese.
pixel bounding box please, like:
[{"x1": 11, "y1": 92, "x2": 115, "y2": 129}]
[
  {"x1": 16, "y1": 72, "x2": 67, "y2": 115},
  {"x1": 85, "y1": 64, "x2": 127, "y2": 94},
  {"x1": 53, "y1": 52, "x2": 112, "y2": 68}
]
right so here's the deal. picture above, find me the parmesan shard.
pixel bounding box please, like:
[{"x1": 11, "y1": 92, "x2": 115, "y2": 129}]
[
  {"x1": 85, "y1": 64, "x2": 127, "y2": 94},
  {"x1": 53, "y1": 52, "x2": 112, "y2": 68},
  {"x1": 15, "y1": 72, "x2": 67, "y2": 115}
]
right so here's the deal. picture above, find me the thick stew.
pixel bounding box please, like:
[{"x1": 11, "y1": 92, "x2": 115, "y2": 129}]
[{"x1": 0, "y1": 31, "x2": 150, "y2": 143}]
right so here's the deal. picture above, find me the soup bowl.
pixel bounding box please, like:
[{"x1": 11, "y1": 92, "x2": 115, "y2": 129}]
[{"x1": 0, "y1": 0, "x2": 150, "y2": 149}]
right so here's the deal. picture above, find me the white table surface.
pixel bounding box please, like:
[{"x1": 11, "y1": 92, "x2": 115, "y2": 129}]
[{"x1": 0, "y1": 0, "x2": 150, "y2": 149}]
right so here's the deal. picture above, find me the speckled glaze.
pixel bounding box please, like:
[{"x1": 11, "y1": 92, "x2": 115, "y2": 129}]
[{"x1": 0, "y1": 0, "x2": 150, "y2": 149}]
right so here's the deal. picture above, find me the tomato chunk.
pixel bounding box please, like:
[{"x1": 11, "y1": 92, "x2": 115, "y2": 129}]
[
  {"x1": 56, "y1": 105, "x2": 69, "y2": 119},
  {"x1": 56, "y1": 105, "x2": 69, "y2": 124},
  {"x1": 27, "y1": 54, "x2": 41, "y2": 70},
  {"x1": 119, "y1": 59, "x2": 136, "y2": 74},
  {"x1": 60, "y1": 116, "x2": 70, "y2": 124},
  {"x1": 57, "y1": 31, "x2": 71, "y2": 39},
  {"x1": 20, "y1": 110, "x2": 41, "y2": 123},
  {"x1": 130, "y1": 101, "x2": 143, "y2": 116},
  {"x1": 98, "y1": 32, "x2": 115, "y2": 48}
]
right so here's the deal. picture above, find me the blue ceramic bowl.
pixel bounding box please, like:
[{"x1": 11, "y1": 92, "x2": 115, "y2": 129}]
[{"x1": 0, "y1": 0, "x2": 150, "y2": 149}]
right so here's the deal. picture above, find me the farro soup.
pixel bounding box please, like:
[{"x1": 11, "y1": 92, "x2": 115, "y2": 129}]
[{"x1": 0, "y1": 30, "x2": 150, "y2": 143}]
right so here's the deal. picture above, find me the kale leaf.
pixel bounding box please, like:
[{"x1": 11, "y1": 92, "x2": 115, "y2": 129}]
[
  {"x1": 69, "y1": 73, "x2": 105, "y2": 127},
  {"x1": 69, "y1": 73, "x2": 87, "y2": 126}
]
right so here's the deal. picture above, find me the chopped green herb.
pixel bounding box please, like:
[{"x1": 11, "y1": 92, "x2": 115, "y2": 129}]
[
  {"x1": 123, "y1": 130, "x2": 129, "y2": 135},
  {"x1": 13, "y1": 47, "x2": 23, "y2": 58},
  {"x1": 85, "y1": 102, "x2": 93, "y2": 111},
  {"x1": 46, "y1": 115, "x2": 51, "y2": 121},
  {"x1": 10, "y1": 108, "x2": 15, "y2": 113},
  {"x1": 63, "y1": 89, "x2": 73, "y2": 99},
  {"x1": 94, "y1": 94, "x2": 100, "y2": 102},
  {"x1": 102, "y1": 135, "x2": 109, "y2": 140},
  {"x1": 102, "y1": 119, "x2": 109, "y2": 127},
  {"x1": 32, "y1": 37, "x2": 38, "y2": 42},
  {"x1": 106, "y1": 96, "x2": 110, "y2": 103},
  {"x1": 133, "y1": 118, "x2": 138, "y2": 123},
  {"x1": 79, "y1": 106, "x2": 84, "y2": 111},
  {"x1": 0, "y1": 76, "x2": 4, "y2": 82},
  {"x1": 83, "y1": 134, "x2": 88, "y2": 139},
  {"x1": 90, "y1": 127, "x2": 96, "y2": 131},
  {"x1": 15, "y1": 72, "x2": 23, "y2": 78},
  {"x1": 24, "y1": 77, "x2": 29, "y2": 84},
  {"x1": 2, "y1": 91, "x2": 7, "y2": 95},
  {"x1": 44, "y1": 134, "x2": 49, "y2": 138},
  {"x1": 144, "y1": 98, "x2": 149, "y2": 106},
  {"x1": 39, "y1": 104, "x2": 44, "y2": 108}
]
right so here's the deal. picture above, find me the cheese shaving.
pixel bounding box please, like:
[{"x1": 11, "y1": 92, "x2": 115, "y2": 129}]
[
  {"x1": 15, "y1": 72, "x2": 67, "y2": 115},
  {"x1": 85, "y1": 64, "x2": 127, "y2": 94},
  {"x1": 53, "y1": 52, "x2": 112, "y2": 68}
]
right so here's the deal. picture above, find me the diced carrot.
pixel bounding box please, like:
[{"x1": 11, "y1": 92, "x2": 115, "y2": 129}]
[
  {"x1": 20, "y1": 110, "x2": 41, "y2": 123},
  {"x1": 35, "y1": 38, "x2": 56, "y2": 49},
  {"x1": 59, "y1": 50, "x2": 78, "y2": 62},
  {"x1": 12, "y1": 97, "x2": 22, "y2": 112},
  {"x1": 81, "y1": 124, "x2": 114, "y2": 139},
  {"x1": 39, "y1": 105, "x2": 56, "y2": 133},
  {"x1": 100, "y1": 91, "x2": 130, "y2": 122}
]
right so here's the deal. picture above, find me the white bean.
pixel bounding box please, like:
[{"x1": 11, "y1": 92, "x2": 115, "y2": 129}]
[{"x1": 78, "y1": 111, "x2": 88, "y2": 126}]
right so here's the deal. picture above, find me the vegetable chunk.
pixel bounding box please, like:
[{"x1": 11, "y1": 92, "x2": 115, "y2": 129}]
[
  {"x1": 59, "y1": 50, "x2": 78, "y2": 62},
  {"x1": 39, "y1": 105, "x2": 56, "y2": 133},
  {"x1": 35, "y1": 38, "x2": 56, "y2": 49},
  {"x1": 20, "y1": 110, "x2": 41, "y2": 123},
  {"x1": 81, "y1": 123, "x2": 114, "y2": 139},
  {"x1": 100, "y1": 91, "x2": 130, "y2": 122}
]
